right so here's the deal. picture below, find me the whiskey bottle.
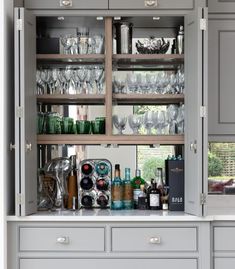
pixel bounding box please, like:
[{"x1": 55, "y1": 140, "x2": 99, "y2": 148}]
[
  {"x1": 131, "y1": 169, "x2": 145, "y2": 209},
  {"x1": 111, "y1": 164, "x2": 123, "y2": 210},
  {"x1": 137, "y1": 184, "x2": 148, "y2": 210},
  {"x1": 123, "y1": 168, "x2": 133, "y2": 209},
  {"x1": 148, "y1": 179, "x2": 161, "y2": 210}
]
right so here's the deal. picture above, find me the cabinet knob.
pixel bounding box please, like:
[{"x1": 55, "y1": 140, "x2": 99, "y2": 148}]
[
  {"x1": 60, "y1": 0, "x2": 73, "y2": 7},
  {"x1": 56, "y1": 236, "x2": 70, "y2": 244},
  {"x1": 145, "y1": 0, "x2": 158, "y2": 7},
  {"x1": 26, "y1": 143, "x2": 32, "y2": 152},
  {"x1": 9, "y1": 143, "x2": 16, "y2": 151},
  {"x1": 190, "y1": 140, "x2": 197, "y2": 154},
  {"x1": 149, "y1": 236, "x2": 161, "y2": 244}
]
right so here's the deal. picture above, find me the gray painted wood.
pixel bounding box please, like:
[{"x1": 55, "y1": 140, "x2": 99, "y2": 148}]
[
  {"x1": 109, "y1": 0, "x2": 194, "y2": 10},
  {"x1": 208, "y1": 18, "x2": 235, "y2": 136},
  {"x1": 19, "y1": 227, "x2": 105, "y2": 251},
  {"x1": 208, "y1": 0, "x2": 235, "y2": 13},
  {"x1": 20, "y1": 259, "x2": 198, "y2": 269},
  {"x1": 214, "y1": 227, "x2": 235, "y2": 251},
  {"x1": 214, "y1": 258, "x2": 235, "y2": 269},
  {"x1": 111, "y1": 227, "x2": 197, "y2": 252},
  {"x1": 18, "y1": 8, "x2": 37, "y2": 216},
  {"x1": 184, "y1": 8, "x2": 204, "y2": 216},
  {"x1": 24, "y1": 0, "x2": 108, "y2": 9}
]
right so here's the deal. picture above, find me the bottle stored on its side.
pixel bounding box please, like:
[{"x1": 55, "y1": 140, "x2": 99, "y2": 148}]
[
  {"x1": 81, "y1": 191, "x2": 95, "y2": 208},
  {"x1": 111, "y1": 164, "x2": 123, "y2": 210},
  {"x1": 148, "y1": 179, "x2": 161, "y2": 210},
  {"x1": 97, "y1": 192, "x2": 109, "y2": 208},
  {"x1": 80, "y1": 176, "x2": 94, "y2": 191},
  {"x1": 123, "y1": 168, "x2": 133, "y2": 209},
  {"x1": 131, "y1": 169, "x2": 145, "y2": 209}
]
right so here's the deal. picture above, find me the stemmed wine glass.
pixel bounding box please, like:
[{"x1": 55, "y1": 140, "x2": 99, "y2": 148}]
[
  {"x1": 128, "y1": 114, "x2": 143, "y2": 134},
  {"x1": 113, "y1": 115, "x2": 127, "y2": 134},
  {"x1": 143, "y1": 111, "x2": 155, "y2": 135}
]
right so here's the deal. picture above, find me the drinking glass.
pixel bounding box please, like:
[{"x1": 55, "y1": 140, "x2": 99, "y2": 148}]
[
  {"x1": 61, "y1": 35, "x2": 74, "y2": 54},
  {"x1": 113, "y1": 115, "x2": 127, "y2": 135},
  {"x1": 128, "y1": 114, "x2": 143, "y2": 134},
  {"x1": 93, "y1": 35, "x2": 104, "y2": 54},
  {"x1": 143, "y1": 111, "x2": 155, "y2": 135}
]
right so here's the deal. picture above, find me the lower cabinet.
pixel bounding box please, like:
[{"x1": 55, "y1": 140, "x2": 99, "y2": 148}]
[
  {"x1": 214, "y1": 258, "x2": 235, "y2": 269},
  {"x1": 20, "y1": 259, "x2": 197, "y2": 269},
  {"x1": 7, "y1": 221, "x2": 210, "y2": 269}
]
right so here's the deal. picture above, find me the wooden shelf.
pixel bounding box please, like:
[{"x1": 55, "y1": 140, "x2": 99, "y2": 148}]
[
  {"x1": 37, "y1": 134, "x2": 184, "y2": 145},
  {"x1": 113, "y1": 94, "x2": 184, "y2": 105},
  {"x1": 37, "y1": 54, "x2": 105, "y2": 65},
  {"x1": 113, "y1": 54, "x2": 184, "y2": 70},
  {"x1": 37, "y1": 94, "x2": 105, "y2": 105}
]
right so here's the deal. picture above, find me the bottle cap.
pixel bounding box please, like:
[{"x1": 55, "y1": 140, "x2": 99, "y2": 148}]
[
  {"x1": 140, "y1": 184, "x2": 145, "y2": 191},
  {"x1": 115, "y1": 164, "x2": 120, "y2": 170}
]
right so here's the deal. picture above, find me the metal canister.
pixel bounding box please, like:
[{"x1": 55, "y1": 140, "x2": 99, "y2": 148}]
[{"x1": 115, "y1": 22, "x2": 133, "y2": 54}]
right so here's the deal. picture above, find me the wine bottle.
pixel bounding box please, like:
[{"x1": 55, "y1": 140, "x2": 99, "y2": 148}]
[
  {"x1": 80, "y1": 176, "x2": 94, "y2": 191},
  {"x1": 97, "y1": 192, "x2": 109, "y2": 208},
  {"x1": 81, "y1": 191, "x2": 95, "y2": 208},
  {"x1": 96, "y1": 177, "x2": 109, "y2": 191},
  {"x1": 81, "y1": 163, "x2": 93, "y2": 175}
]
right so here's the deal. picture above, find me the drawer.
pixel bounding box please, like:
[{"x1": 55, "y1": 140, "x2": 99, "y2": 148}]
[
  {"x1": 215, "y1": 258, "x2": 235, "y2": 269},
  {"x1": 112, "y1": 227, "x2": 197, "y2": 252},
  {"x1": 20, "y1": 259, "x2": 198, "y2": 269},
  {"x1": 19, "y1": 227, "x2": 105, "y2": 252},
  {"x1": 109, "y1": 0, "x2": 194, "y2": 10},
  {"x1": 214, "y1": 227, "x2": 235, "y2": 251},
  {"x1": 24, "y1": 0, "x2": 108, "y2": 9},
  {"x1": 208, "y1": 0, "x2": 235, "y2": 13}
]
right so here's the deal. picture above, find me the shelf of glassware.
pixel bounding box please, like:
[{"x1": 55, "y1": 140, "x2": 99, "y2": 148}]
[
  {"x1": 113, "y1": 54, "x2": 184, "y2": 68},
  {"x1": 37, "y1": 94, "x2": 105, "y2": 105},
  {"x1": 113, "y1": 93, "x2": 184, "y2": 105},
  {"x1": 37, "y1": 134, "x2": 184, "y2": 145},
  {"x1": 36, "y1": 54, "x2": 105, "y2": 65}
]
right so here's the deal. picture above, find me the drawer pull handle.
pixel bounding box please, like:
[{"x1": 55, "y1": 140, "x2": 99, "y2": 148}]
[
  {"x1": 145, "y1": 0, "x2": 158, "y2": 7},
  {"x1": 60, "y1": 0, "x2": 72, "y2": 7},
  {"x1": 149, "y1": 237, "x2": 161, "y2": 244},
  {"x1": 56, "y1": 236, "x2": 69, "y2": 244}
]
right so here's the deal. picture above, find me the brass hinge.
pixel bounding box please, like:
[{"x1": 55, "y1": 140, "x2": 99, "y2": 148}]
[
  {"x1": 200, "y1": 18, "x2": 207, "y2": 31},
  {"x1": 200, "y1": 193, "x2": 207, "y2": 205},
  {"x1": 16, "y1": 106, "x2": 23, "y2": 118},
  {"x1": 16, "y1": 19, "x2": 23, "y2": 31},
  {"x1": 200, "y1": 106, "x2": 207, "y2": 118}
]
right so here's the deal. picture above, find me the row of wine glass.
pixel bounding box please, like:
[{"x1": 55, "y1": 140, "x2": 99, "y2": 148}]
[
  {"x1": 36, "y1": 67, "x2": 105, "y2": 95},
  {"x1": 113, "y1": 69, "x2": 184, "y2": 95},
  {"x1": 113, "y1": 104, "x2": 184, "y2": 135}
]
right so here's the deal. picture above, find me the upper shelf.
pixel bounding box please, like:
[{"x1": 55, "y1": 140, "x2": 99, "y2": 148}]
[
  {"x1": 37, "y1": 54, "x2": 105, "y2": 65},
  {"x1": 113, "y1": 54, "x2": 184, "y2": 70}
]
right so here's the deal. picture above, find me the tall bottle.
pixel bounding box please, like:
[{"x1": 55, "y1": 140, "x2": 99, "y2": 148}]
[
  {"x1": 111, "y1": 164, "x2": 123, "y2": 210},
  {"x1": 131, "y1": 169, "x2": 145, "y2": 209},
  {"x1": 156, "y1": 168, "x2": 164, "y2": 196},
  {"x1": 123, "y1": 168, "x2": 133, "y2": 209},
  {"x1": 148, "y1": 179, "x2": 161, "y2": 210},
  {"x1": 177, "y1": 25, "x2": 184, "y2": 55},
  {"x1": 67, "y1": 155, "x2": 78, "y2": 210}
]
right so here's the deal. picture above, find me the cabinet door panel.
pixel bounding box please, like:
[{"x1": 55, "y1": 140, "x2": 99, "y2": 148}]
[
  {"x1": 20, "y1": 259, "x2": 197, "y2": 269},
  {"x1": 109, "y1": 0, "x2": 194, "y2": 10},
  {"x1": 209, "y1": 0, "x2": 235, "y2": 13},
  {"x1": 208, "y1": 19, "x2": 235, "y2": 136},
  {"x1": 24, "y1": 0, "x2": 108, "y2": 9},
  {"x1": 184, "y1": 8, "x2": 207, "y2": 216},
  {"x1": 14, "y1": 8, "x2": 37, "y2": 216},
  {"x1": 215, "y1": 258, "x2": 235, "y2": 269}
]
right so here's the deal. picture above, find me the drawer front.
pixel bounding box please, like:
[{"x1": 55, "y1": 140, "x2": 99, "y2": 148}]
[
  {"x1": 209, "y1": 0, "x2": 235, "y2": 13},
  {"x1": 20, "y1": 259, "x2": 198, "y2": 269},
  {"x1": 24, "y1": 0, "x2": 108, "y2": 9},
  {"x1": 215, "y1": 258, "x2": 235, "y2": 269},
  {"x1": 112, "y1": 227, "x2": 197, "y2": 252},
  {"x1": 109, "y1": 0, "x2": 194, "y2": 10},
  {"x1": 20, "y1": 227, "x2": 105, "y2": 252},
  {"x1": 214, "y1": 227, "x2": 235, "y2": 251}
]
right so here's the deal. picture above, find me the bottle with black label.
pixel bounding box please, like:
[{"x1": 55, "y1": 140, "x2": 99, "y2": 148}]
[{"x1": 148, "y1": 179, "x2": 161, "y2": 210}]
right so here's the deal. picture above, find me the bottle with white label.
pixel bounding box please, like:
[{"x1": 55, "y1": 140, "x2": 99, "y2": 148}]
[{"x1": 148, "y1": 179, "x2": 161, "y2": 210}]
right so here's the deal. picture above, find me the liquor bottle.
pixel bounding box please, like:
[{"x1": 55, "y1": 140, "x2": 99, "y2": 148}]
[
  {"x1": 156, "y1": 168, "x2": 164, "y2": 196},
  {"x1": 123, "y1": 168, "x2": 133, "y2": 209},
  {"x1": 80, "y1": 176, "x2": 94, "y2": 191},
  {"x1": 97, "y1": 192, "x2": 109, "y2": 208},
  {"x1": 131, "y1": 169, "x2": 145, "y2": 209},
  {"x1": 67, "y1": 170, "x2": 78, "y2": 209},
  {"x1": 111, "y1": 164, "x2": 123, "y2": 210},
  {"x1": 148, "y1": 179, "x2": 161, "y2": 210},
  {"x1": 137, "y1": 184, "x2": 148, "y2": 210}
]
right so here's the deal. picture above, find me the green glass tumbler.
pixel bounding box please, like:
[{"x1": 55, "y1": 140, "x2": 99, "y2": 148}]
[{"x1": 76, "y1": 120, "x2": 91, "y2": 134}]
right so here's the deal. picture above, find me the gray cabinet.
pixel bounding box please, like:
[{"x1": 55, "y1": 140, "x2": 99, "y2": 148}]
[
  {"x1": 208, "y1": 0, "x2": 235, "y2": 13},
  {"x1": 24, "y1": 0, "x2": 108, "y2": 9},
  {"x1": 208, "y1": 18, "x2": 235, "y2": 136},
  {"x1": 109, "y1": 0, "x2": 194, "y2": 10},
  {"x1": 215, "y1": 258, "x2": 235, "y2": 269}
]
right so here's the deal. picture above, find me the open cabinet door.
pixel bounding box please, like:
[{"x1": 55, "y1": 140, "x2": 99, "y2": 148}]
[
  {"x1": 14, "y1": 8, "x2": 37, "y2": 216},
  {"x1": 184, "y1": 7, "x2": 208, "y2": 216}
]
